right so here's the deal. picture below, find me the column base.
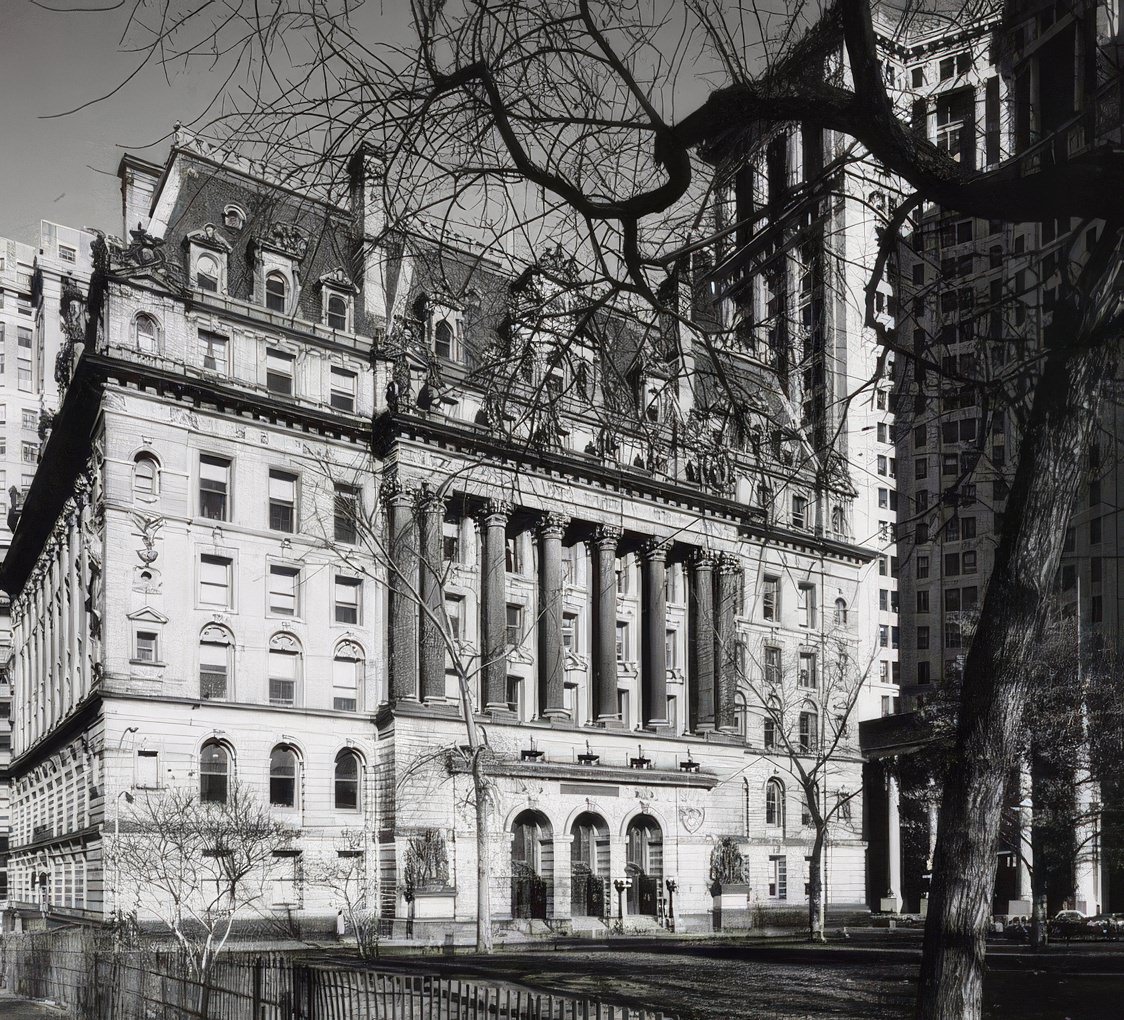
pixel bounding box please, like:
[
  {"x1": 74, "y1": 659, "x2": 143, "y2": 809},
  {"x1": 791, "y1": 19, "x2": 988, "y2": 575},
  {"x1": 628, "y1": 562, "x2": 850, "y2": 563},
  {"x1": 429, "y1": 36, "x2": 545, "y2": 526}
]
[
  {"x1": 542, "y1": 709, "x2": 573, "y2": 724},
  {"x1": 486, "y1": 704, "x2": 517, "y2": 720},
  {"x1": 593, "y1": 715, "x2": 626, "y2": 729},
  {"x1": 642, "y1": 719, "x2": 671, "y2": 732}
]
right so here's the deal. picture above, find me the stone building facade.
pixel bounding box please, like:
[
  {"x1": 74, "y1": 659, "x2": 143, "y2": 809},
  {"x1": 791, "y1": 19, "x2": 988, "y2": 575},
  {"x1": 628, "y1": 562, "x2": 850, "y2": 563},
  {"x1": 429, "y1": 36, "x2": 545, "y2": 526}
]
[{"x1": 0, "y1": 130, "x2": 883, "y2": 936}]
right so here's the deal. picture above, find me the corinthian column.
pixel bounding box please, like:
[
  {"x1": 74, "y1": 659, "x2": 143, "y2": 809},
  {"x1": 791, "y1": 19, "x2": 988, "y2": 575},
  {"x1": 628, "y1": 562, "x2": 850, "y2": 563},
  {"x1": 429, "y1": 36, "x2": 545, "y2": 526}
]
[
  {"x1": 689, "y1": 550, "x2": 716, "y2": 732},
  {"x1": 385, "y1": 480, "x2": 418, "y2": 702},
  {"x1": 417, "y1": 486, "x2": 447, "y2": 703},
  {"x1": 590, "y1": 525, "x2": 621, "y2": 724},
  {"x1": 641, "y1": 539, "x2": 670, "y2": 728},
  {"x1": 714, "y1": 553, "x2": 741, "y2": 733},
  {"x1": 538, "y1": 512, "x2": 570, "y2": 720},
  {"x1": 476, "y1": 498, "x2": 512, "y2": 713}
]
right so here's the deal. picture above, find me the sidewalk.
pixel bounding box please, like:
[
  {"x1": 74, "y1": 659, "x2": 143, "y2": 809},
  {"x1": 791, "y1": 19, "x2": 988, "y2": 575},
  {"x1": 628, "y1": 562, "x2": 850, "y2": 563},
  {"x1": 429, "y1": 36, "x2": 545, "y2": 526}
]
[{"x1": 0, "y1": 990, "x2": 67, "y2": 1018}]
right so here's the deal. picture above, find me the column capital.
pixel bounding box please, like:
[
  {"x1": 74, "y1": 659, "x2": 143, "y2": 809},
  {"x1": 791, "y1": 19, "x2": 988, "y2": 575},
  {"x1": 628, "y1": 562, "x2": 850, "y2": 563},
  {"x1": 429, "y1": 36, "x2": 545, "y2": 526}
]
[
  {"x1": 690, "y1": 548, "x2": 716, "y2": 569},
  {"x1": 538, "y1": 511, "x2": 569, "y2": 539},
  {"x1": 380, "y1": 476, "x2": 416, "y2": 509},
  {"x1": 590, "y1": 524, "x2": 622, "y2": 548},
  {"x1": 640, "y1": 537, "x2": 671, "y2": 561},
  {"x1": 415, "y1": 483, "x2": 447, "y2": 514},
  {"x1": 474, "y1": 497, "x2": 513, "y2": 526},
  {"x1": 717, "y1": 552, "x2": 741, "y2": 575}
]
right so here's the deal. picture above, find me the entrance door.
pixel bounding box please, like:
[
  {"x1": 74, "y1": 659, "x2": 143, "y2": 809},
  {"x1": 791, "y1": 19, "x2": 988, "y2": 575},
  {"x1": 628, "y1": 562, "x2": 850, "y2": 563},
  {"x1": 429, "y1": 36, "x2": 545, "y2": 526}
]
[
  {"x1": 511, "y1": 810, "x2": 553, "y2": 920},
  {"x1": 570, "y1": 812, "x2": 610, "y2": 918},
  {"x1": 625, "y1": 814, "x2": 663, "y2": 917}
]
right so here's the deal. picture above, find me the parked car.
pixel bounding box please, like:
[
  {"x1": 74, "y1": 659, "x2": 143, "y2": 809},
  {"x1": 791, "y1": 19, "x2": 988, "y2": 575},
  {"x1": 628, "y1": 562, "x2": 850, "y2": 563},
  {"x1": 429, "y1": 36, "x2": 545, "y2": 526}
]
[
  {"x1": 1049, "y1": 909, "x2": 1089, "y2": 939},
  {"x1": 1086, "y1": 913, "x2": 1123, "y2": 940}
]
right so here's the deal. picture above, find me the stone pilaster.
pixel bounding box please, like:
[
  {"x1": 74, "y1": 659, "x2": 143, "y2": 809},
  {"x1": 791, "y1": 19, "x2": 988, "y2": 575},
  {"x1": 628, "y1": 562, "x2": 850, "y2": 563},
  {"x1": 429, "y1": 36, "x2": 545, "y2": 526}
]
[
  {"x1": 688, "y1": 550, "x2": 716, "y2": 732},
  {"x1": 641, "y1": 539, "x2": 670, "y2": 728},
  {"x1": 714, "y1": 553, "x2": 741, "y2": 733},
  {"x1": 385, "y1": 480, "x2": 418, "y2": 702},
  {"x1": 537, "y1": 512, "x2": 570, "y2": 720},
  {"x1": 417, "y1": 486, "x2": 447, "y2": 703}
]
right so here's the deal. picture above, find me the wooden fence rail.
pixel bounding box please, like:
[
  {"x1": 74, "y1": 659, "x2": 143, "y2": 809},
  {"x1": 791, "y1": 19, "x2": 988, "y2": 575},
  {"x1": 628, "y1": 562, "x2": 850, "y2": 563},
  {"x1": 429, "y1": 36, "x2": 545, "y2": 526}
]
[{"x1": 0, "y1": 933, "x2": 676, "y2": 1020}]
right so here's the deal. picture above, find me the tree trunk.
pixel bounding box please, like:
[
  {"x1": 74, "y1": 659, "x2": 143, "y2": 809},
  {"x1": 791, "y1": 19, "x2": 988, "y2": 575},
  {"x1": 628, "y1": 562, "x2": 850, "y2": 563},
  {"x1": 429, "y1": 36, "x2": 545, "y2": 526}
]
[
  {"x1": 916, "y1": 312, "x2": 1115, "y2": 1019},
  {"x1": 808, "y1": 826, "x2": 826, "y2": 942},
  {"x1": 472, "y1": 752, "x2": 494, "y2": 953}
]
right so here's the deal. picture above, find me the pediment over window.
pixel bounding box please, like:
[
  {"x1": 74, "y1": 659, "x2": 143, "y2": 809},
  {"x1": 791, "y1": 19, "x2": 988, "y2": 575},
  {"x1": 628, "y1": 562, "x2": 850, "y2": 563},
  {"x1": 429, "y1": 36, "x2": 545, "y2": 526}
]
[
  {"x1": 255, "y1": 223, "x2": 309, "y2": 261},
  {"x1": 185, "y1": 224, "x2": 232, "y2": 253},
  {"x1": 318, "y1": 268, "x2": 358, "y2": 294},
  {"x1": 126, "y1": 606, "x2": 169, "y2": 625}
]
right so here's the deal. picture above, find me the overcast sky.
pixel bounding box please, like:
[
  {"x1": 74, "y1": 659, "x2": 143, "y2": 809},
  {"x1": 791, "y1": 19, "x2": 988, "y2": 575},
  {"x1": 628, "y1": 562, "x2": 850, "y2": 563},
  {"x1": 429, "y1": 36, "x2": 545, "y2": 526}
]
[{"x1": 0, "y1": 2, "x2": 412, "y2": 248}]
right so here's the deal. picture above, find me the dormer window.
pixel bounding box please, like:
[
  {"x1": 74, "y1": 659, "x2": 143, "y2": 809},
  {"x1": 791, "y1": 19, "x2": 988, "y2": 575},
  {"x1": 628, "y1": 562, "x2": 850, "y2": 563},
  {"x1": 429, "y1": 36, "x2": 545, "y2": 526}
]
[
  {"x1": 196, "y1": 254, "x2": 221, "y2": 293},
  {"x1": 266, "y1": 273, "x2": 288, "y2": 313},
  {"x1": 223, "y1": 205, "x2": 246, "y2": 230},
  {"x1": 435, "y1": 319, "x2": 456, "y2": 360},
  {"x1": 326, "y1": 294, "x2": 348, "y2": 331}
]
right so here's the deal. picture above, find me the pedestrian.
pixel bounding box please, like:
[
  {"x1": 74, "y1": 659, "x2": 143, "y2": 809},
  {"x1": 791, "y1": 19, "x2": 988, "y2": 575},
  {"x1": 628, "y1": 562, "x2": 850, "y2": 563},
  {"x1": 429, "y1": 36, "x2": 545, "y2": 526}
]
[{"x1": 336, "y1": 909, "x2": 346, "y2": 941}]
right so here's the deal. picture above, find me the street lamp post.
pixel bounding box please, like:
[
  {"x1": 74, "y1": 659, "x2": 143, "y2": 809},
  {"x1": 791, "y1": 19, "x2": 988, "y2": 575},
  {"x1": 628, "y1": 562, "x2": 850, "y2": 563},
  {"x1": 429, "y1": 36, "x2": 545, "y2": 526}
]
[
  {"x1": 665, "y1": 879, "x2": 677, "y2": 932},
  {"x1": 111, "y1": 789, "x2": 134, "y2": 923},
  {"x1": 613, "y1": 879, "x2": 626, "y2": 921}
]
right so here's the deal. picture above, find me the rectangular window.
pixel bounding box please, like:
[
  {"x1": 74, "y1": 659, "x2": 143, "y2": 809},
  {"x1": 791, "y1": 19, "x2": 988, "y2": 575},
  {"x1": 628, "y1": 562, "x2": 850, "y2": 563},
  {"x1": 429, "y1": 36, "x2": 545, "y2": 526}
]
[
  {"x1": 945, "y1": 588, "x2": 961, "y2": 613},
  {"x1": 616, "y1": 621, "x2": 629, "y2": 661},
  {"x1": 199, "y1": 555, "x2": 232, "y2": 608},
  {"x1": 764, "y1": 646, "x2": 782, "y2": 685},
  {"x1": 58, "y1": 244, "x2": 76, "y2": 264},
  {"x1": 917, "y1": 555, "x2": 929, "y2": 579},
  {"x1": 798, "y1": 652, "x2": 816, "y2": 689},
  {"x1": 200, "y1": 331, "x2": 229, "y2": 373},
  {"x1": 21, "y1": 442, "x2": 36, "y2": 464},
  {"x1": 506, "y1": 604, "x2": 524, "y2": 647},
  {"x1": 877, "y1": 455, "x2": 887, "y2": 476},
  {"x1": 665, "y1": 629, "x2": 679, "y2": 670},
  {"x1": 915, "y1": 458, "x2": 928, "y2": 479},
  {"x1": 1091, "y1": 516, "x2": 1103, "y2": 545},
  {"x1": 199, "y1": 455, "x2": 231, "y2": 521},
  {"x1": 135, "y1": 631, "x2": 158, "y2": 663},
  {"x1": 17, "y1": 327, "x2": 32, "y2": 391},
  {"x1": 942, "y1": 453, "x2": 959, "y2": 476},
  {"x1": 135, "y1": 749, "x2": 159, "y2": 789},
  {"x1": 917, "y1": 626, "x2": 930, "y2": 650},
  {"x1": 562, "y1": 612, "x2": 578, "y2": 654},
  {"x1": 444, "y1": 521, "x2": 461, "y2": 564},
  {"x1": 266, "y1": 349, "x2": 295, "y2": 395},
  {"x1": 269, "y1": 652, "x2": 298, "y2": 706},
  {"x1": 268, "y1": 565, "x2": 300, "y2": 617},
  {"x1": 507, "y1": 537, "x2": 525, "y2": 575},
  {"x1": 332, "y1": 657, "x2": 360, "y2": 712},
  {"x1": 797, "y1": 584, "x2": 816, "y2": 628},
  {"x1": 268, "y1": 470, "x2": 297, "y2": 532},
  {"x1": 791, "y1": 494, "x2": 808, "y2": 529},
  {"x1": 329, "y1": 367, "x2": 357, "y2": 412},
  {"x1": 916, "y1": 590, "x2": 929, "y2": 613},
  {"x1": 334, "y1": 576, "x2": 362, "y2": 624},
  {"x1": 333, "y1": 483, "x2": 360, "y2": 543},
  {"x1": 768, "y1": 856, "x2": 787, "y2": 899},
  {"x1": 446, "y1": 595, "x2": 464, "y2": 642},
  {"x1": 962, "y1": 550, "x2": 977, "y2": 574},
  {"x1": 879, "y1": 625, "x2": 889, "y2": 648},
  {"x1": 21, "y1": 409, "x2": 36, "y2": 431},
  {"x1": 762, "y1": 576, "x2": 780, "y2": 621},
  {"x1": 199, "y1": 642, "x2": 229, "y2": 700},
  {"x1": 944, "y1": 553, "x2": 960, "y2": 576}
]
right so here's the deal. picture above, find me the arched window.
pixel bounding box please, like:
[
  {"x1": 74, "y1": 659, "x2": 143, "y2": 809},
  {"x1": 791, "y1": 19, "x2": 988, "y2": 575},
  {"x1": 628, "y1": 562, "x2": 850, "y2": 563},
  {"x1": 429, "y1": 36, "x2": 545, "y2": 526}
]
[
  {"x1": 269, "y1": 745, "x2": 299, "y2": 808},
  {"x1": 135, "y1": 314, "x2": 159, "y2": 353},
  {"x1": 765, "y1": 778, "x2": 785, "y2": 827},
  {"x1": 200, "y1": 741, "x2": 230, "y2": 803},
  {"x1": 326, "y1": 294, "x2": 347, "y2": 330},
  {"x1": 833, "y1": 597, "x2": 848, "y2": 626},
  {"x1": 434, "y1": 319, "x2": 454, "y2": 359},
  {"x1": 196, "y1": 254, "x2": 220, "y2": 293},
  {"x1": 133, "y1": 453, "x2": 160, "y2": 497},
  {"x1": 332, "y1": 641, "x2": 364, "y2": 712},
  {"x1": 265, "y1": 272, "x2": 288, "y2": 313},
  {"x1": 268, "y1": 633, "x2": 302, "y2": 706},
  {"x1": 334, "y1": 751, "x2": 361, "y2": 811},
  {"x1": 199, "y1": 624, "x2": 233, "y2": 701},
  {"x1": 799, "y1": 707, "x2": 818, "y2": 753},
  {"x1": 764, "y1": 697, "x2": 781, "y2": 750}
]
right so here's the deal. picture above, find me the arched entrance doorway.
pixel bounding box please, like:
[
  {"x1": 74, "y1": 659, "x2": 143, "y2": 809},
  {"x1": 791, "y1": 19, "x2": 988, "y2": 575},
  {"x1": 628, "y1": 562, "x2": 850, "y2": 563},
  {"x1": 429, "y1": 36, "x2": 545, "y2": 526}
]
[
  {"x1": 625, "y1": 814, "x2": 663, "y2": 916},
  {"x1": 570, "y1": 812, "x2": 609, "y2": 917},
  {"x1": 511, "y1": 810, "x2": 553, "y2": 919}
]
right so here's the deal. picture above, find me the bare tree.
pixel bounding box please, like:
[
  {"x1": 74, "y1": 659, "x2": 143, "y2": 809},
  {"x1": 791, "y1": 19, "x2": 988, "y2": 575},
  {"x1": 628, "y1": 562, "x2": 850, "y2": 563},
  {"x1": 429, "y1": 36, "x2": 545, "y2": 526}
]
[
  {"x1": 66, "y1": 0, "x2": 1124, "y2": 1014},
  {"x1": 113, "y1": 781, "x2": 296, "y2": 1019},
  {"x1": 304, "y1": 829, "x2": 380, "y2": 958},
  {"x1": 737, "y1": 635, "x2": 868, "y2": 940}
]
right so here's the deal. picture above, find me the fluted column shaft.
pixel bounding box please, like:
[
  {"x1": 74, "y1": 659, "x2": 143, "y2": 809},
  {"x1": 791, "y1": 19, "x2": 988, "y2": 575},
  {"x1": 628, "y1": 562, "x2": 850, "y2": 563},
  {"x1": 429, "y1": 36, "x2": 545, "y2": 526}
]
[
  {"x1": 641, "y1": 540, "x2": 670, "y2": 728},
  {"x1": 689, "y1": 551, "x2": 716, "y2": 731},
  {"x1": 538, "y1": 513, "x2": 569, "y2": 719},
  {"x1": 478, "y1": 500, "x2": 512, "y2": 712},
  {"x1": 714, "y1": 553, "x2": 740, "y2": 732},
  {"x1": 591, "y1": 526, "x2": 621, "y2": 723},
  {"x1": 386, "y1": 485, "x2": 418, "y2": 702},
  {"x1": 417, "y1": 488, "x2": 447, "y2": 703}
]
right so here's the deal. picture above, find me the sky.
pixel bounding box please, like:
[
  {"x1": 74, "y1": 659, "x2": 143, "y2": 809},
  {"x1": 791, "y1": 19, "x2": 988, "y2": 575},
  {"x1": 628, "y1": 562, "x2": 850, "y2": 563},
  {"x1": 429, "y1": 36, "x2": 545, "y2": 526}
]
[{"x1": 0, "y1": 1, "x2": 412, "y2": 247}]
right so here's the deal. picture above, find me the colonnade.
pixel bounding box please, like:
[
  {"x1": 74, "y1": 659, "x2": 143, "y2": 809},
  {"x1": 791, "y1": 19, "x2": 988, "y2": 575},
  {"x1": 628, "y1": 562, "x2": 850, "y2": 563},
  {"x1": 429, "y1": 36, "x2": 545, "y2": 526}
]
[{"x1": 383, "y1": 483, "x2": 745, "y2": 732}]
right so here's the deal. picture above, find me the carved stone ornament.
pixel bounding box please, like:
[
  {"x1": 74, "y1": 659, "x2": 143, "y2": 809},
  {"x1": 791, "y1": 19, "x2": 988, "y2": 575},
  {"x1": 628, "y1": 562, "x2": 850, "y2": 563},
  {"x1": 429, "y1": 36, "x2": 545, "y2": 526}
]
[
  {"x1": 679, "y1": 805, "x2": 705, "y2": 833},
  {"x1": 185, "y1": 224, "x2": 232, "y2": 252},
  {"x1": 264, "y1": 223, "x2": 309, "y2": 260}
]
